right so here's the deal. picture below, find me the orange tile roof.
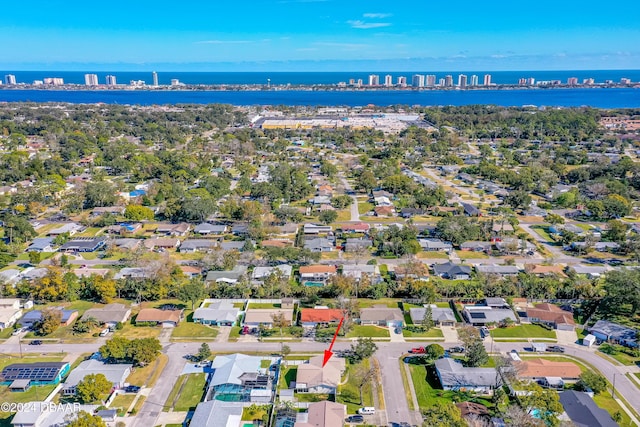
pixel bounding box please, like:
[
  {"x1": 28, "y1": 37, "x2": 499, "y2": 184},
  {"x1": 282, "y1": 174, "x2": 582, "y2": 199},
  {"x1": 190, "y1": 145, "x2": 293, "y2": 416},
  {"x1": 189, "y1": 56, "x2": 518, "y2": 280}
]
[
  {"x1": 136, "y1": 308, "x2": 183, "y2": 324},
  {"x1": 529, "y1": 265, "x2": 567, "y2": 277},
  {"x1": 527, "y1": 304, "x2": 575, "y2": 326},
  {"x1": 300, "y1": 308, "x2": 344, "y2": 323},
  {"x1": 299, "y1": 265, "x2": 337, "y2": 274},
  {"x1": 518, "y1": 359, "x2": 581, "y2": 379}
]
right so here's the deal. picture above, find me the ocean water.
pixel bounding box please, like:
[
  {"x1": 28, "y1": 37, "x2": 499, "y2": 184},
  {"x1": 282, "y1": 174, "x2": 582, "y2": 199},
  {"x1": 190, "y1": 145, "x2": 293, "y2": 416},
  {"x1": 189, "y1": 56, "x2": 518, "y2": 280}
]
[
  {"x1": 2, "y1": 70, "x2": 640, "y2": 86},
  {"x1": 0, "y1": 88, "x2": 638, "y2": 108}
]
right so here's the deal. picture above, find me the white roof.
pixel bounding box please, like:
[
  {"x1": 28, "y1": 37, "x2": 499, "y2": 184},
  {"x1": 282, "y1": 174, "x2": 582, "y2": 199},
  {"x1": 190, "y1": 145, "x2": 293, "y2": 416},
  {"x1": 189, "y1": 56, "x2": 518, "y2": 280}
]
[
  {"x1": 210, "y1": 353, "x2": 264, "y2": 387},
  {"x1": 252, "y1": 264, "x2": 292, "y2": 279},
  {"x1": 64, "y1": 359, "x2": 132, "y2": 388}
]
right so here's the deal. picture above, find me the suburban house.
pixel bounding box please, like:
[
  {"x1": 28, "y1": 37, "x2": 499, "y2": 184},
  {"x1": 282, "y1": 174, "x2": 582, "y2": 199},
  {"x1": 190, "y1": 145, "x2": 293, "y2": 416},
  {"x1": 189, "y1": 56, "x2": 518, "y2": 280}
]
[
  {"x1": 26, "y1": 237, "x2": 54, "y2": 252},
  {"x1": 47, "y1": 223, "x2": 83, "y2": 236},
  {"x1": 193, "y1": 301, "x2": 240, "y2": 326},
  {"x1": 143, "y1": 237, "x2": 181, "y2": 250},
  {"x1": 461, "y1": 203, "x2": 480, "y2": 217},
  {"x1": 374, "y1": 206, "x2": 395, "y2": 217},
  {"x1": 456, "y1": 402, "x2": 490, "y2": 423},
  {"x1": 261, "y1": 239, "x2": 294, "y2": 249},
  {"x1": 0, "y1": 362, "x2": 70, "y2": 388},
  {"x1": 0, "y1": 298, "x2": 23, "y2": 330},
  {"x1": 294, "y1": 401, "x2": 346, "y2": 427},
  {"x1": 155, "y1": 222, "x2": 191, "y2": 236},
  {"x1": 435, "y1": 358, "x2": 500, "y2": 392},
  {"x1": 589, "y1": 320, "x2": 637, "y2": 347},
  {"x1": 112, "y1": 238, "x2": 142, "y2": 251},
  {"x1": 419, "y1": 238, "x2": 453, "y2": 252},
  {"x1": 344, "y1": 238, "x2": 373, "y2": 252},
  {"x1": 570, "y1": 265, "x2": 611, "y2": 278},
  {"x1": 91, "y1": 206, "x2": 126, "y2": 216},
  {"x1": 495, "y1": 238, "x2": 536, "y2": 255},
  {"x1": 462, "y1": 305, "x2": 517, "y2": 326},
  {"x1": 105, "y1": 223, "x2": 143, "y2": 235},
  {"x1": 341, "y1": 222, "x2": 370, "y2": 233},
  {"x1": 475, "y1": 264, "x2": 520, "y2": 276},
  {"x1": 342, "y1": 264, "x2": 381, "y2": 283},
  {"x1": 298, "y1": 265, "x2": 337, "y2": 285},
  {"x1": 206, "y1": 353, "x2": 273, "y2": 403},
  {"x1": 20, "y1": 309, "x2": 78, "y2": 327},
  {"x1": 205, "y1": 266, "x2": 248, "y2": 285},
  {"x1": 62, "y1": 359, "x2": 132, "y2": 396},
  {"x1": 179, "y1": 239, "x2": 219, "y2": 253},
  {"x1": 135, "y1": 308, "x2": 183, "y2": 327},
  {"x1": 243, "y1": 308, "x2": 294, "y2": 328},
  {"x1": 400, "y1": 207, "x2": 425, "y2": 218},
  {"x1": 295, "y1": 355, "x2": 346, "y2": 394},
  {"x1": 304, "y1": 237, "x2": 334, "y2": 252},
  {"x1": 359, "y1": 305, "x2": 404, "y2": 328},
  {"x1": 517, "y1": 359, "x2": 581, "y2": 383},
  {"x1": 525, "y1": 303, "x2": 575, "y2": 331},
  {"x1": 220, "y1": 241, "x2": 245, "y2": 252},
  {"x1": 10, "y1": 404, "x2": 100, "y2": 427},
  {"x1": 194, "y1": 222, "x2": 228, "y2": 235},
  {"x1": 559, "y1": 390, "x2": 620, "y2": 427},
  {"x1": 303, "y1": 224, "x2": 332, "y2": 235},
  {"x1": 409, "y1": 306, "x2": 457, "y2": 327},
  {"x1": 252, "y1": 265, "x2": 293, "y2": 282},
  {"x1": 81, "y1": 303, "x2": 131, "y2": 328},
  {"x1": 299, "y1": 308, "x2": 344, "y2": 328},
  {"x1": 190, "y1": 400, "x2": 244, "y2": 427},
  {"x1": 114, "y1": 267, "x2": 153, "y2": 280},
  {"x1": 571, "y1": 241, "x2": 620, "y2": 252},
  {"x1": 432, "y1": 262, "x2": 472, "y2": 280},
  {"x1": 527, "y1": 264, "x2": 567, "y2": 277},
  {"x1": 460, "y1": 241, "x2": 492, "y2": 252},
  {"x1": 59, "y1": 237, "x2": 107, "y2": 253}
]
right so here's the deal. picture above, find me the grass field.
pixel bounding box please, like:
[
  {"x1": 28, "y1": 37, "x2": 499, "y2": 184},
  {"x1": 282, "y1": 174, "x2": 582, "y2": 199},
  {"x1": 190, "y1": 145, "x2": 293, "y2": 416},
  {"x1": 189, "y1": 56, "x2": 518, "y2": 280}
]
[
  {"x1": 114, "y1": 323, "x2": 161, "y2": 340},
  {"x1": 346, "y1": 325, "x2": 390, "y2": 338},
  {"x1": 530, "y1": 225, "x2": 557, "y2": 243},
  {"x1": 357, "y1": 298, "x2": 401, "y2": 308},
  {"x1": 171, "y1": 322, "x2": 219, "y2": 340},
  {"x1": 336, "y1": 359, "x2": 374, "y2": 414},
  {"x1": 110, "y1": 393, "x2": 136, "y2": 416},
  {"x1": 279, "y1": 366, "x2": 298, "y2": 389},
  {"x1": 402, "y1": 328, "x2": 444, "y2": 338},
  {"x1": 173, "y1": 373, "x2": 207, "y2": 412},
  {"x1": 228, "y1": 326, "x2": 241, "y2": 342},
  {"x1": 249, "y1": 303, "x2": 281, "y2": 309},
  {"x1": 416, "y1": 251, "x2": 449, "y2": 259},
  {"x1": 455, "y1": 250, "x2": 490, "y2": 259},
  {"x1": 126, "y1": 354, "x2": 168, "y2": 387},
  {"x1": 490, "y1": 324, "x2": 557, "y2": 340},
  {"x1": 358, "y1": 202, "x2": 374, "y2": 215}
]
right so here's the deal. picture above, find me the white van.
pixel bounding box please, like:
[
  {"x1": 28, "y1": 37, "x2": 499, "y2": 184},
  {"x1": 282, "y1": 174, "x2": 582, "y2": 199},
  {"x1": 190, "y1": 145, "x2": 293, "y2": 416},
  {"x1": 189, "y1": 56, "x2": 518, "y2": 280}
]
[
  {"x1": 357, "y1": 407, "x2": 375, "y2": 415},
  {"x1": 99, "y1": 328, "x2": 110, "y2": 337}
]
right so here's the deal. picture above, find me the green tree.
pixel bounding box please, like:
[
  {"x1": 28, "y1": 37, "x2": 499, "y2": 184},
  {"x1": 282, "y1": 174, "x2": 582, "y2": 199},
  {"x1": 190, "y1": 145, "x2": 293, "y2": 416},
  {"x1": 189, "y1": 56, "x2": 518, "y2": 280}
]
[
  {"x1": 99, "y1": 336, "x2": 131, "y2": 361},
  {"x1": 466, "y1": 340, "x2": 489, "y2": 367},
  {"x1": 34, "y1": 308, "x2": 62, "y2": 335},
  {"x1": 318, "y1": 210, "x2": 338, "y2": 224},
  {"x1": 2, "y1": 214, "x2": 36, "y2": 243},
  {"x1": 66, "y1": 411, "x2": 107, "y2": 427},
  {"x1": 84, "y1": 181, "x2": 118, "y2": 208},
  {"x1": 348, "y1": 337, "x2": 378, "y2": 363},
  {"x1": 76, "y1": 373, "x2": 112, "y2": 403},
  {"x1": 196, "y1": 343, "x2": 211, "y2": 362},
  {"x1": 576, "y1": 371, "x2": 607, "y2": 394},
  {"x1": 127, "y1": 337, "x2": 162, "y2": 366},
  {"x1": 124, "y1": 204, "x2": 155, "y2": 221},
  {"x1": 28, "y1": 251, "x2": 41, "y2": 265},
  {"x1": 425, "y1": 344, "x2": 445, "y2": 359},
  {"x1": 355, "y1": 170, "x2": 376, "y2": 193},
  {"x1": 519, "y1": 383, "x2": 563, "y2": 427},
  {"x1": 421, "y1": 402, "x2": 467, "y2": 427},
  {"x1": 545, "y1": 213, "x2": 564, "y2": 225},
  {"x1": 605, "y1": 219, "x2": 629, "y2": 244},
  {"x1": 602, "y1": 269, "x2": 640, "y2": 316},
  {"x1": 421, "y1": 305, "x2": 435, "y2": 330},
  {"x1": 178, "y1": 278, "x2": 206, "y2": 310},
  {"x1": 352, "y1": 362, "x2": 380, "y2": 405}
]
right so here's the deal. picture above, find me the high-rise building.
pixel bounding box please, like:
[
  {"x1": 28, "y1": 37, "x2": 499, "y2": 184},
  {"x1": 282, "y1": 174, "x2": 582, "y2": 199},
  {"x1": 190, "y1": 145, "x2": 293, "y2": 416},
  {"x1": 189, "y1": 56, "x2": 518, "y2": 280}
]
[
  {"x1": 567, "y1": 77, "x2": 578, "y2": 86},
  {"x1": 444, "y1": 75, "x2": 453, "y2": 87},
  {"x1": 457, "y1": 74, "x2": 467, "y2": 88},
  {"x1": 368, "y1": 74, "x2": 380, "y2": 86},
  {"x1": 4, "y1": 74, "x2": 16, "y2": 85},
  {"x1": 357, "y1": 79, "x2": 363, "y2": 87},
  {"x1": 527, "y1": 77, "x2": 535, "y2": 86},
  {"x1": 438, "y1": 78, "x2": 446, "y2": 87},
  {"x1": 426, "y1": 75, "x2": 436, "y2": 86},
  {"x1": 152, "y1": 71, "x2": 158, "y2": 86},
  {"x1": 483, "y1": 74, "x2": 492, "y2": 86},
  {"x1": 412, "y1": 74, "x2": 425, "y2": 87},
  {"x1": 470, "y1": 75, "x2": 479, "y2": 86},
  {"x1": 621, "y1": 78, "x2": 631, "y2": 85},
  {"x1": 384, "y1": 75, "x2": 393, "y2": 87},
  {"x1": 84, "y1": 74, "x2": 99, "y2": 86},
  {"x1": 44, "y1": 77, "x2": 64, "y2": 85},
  {"x1": 106, "y1": 75, "x2": 117, "y2": 86},
  {"x1": 583, "y1": 78, "x2": 595, "y2": 85},
  {"x1": 397, "y1": 76, "x2": 407, "y2": 87}
]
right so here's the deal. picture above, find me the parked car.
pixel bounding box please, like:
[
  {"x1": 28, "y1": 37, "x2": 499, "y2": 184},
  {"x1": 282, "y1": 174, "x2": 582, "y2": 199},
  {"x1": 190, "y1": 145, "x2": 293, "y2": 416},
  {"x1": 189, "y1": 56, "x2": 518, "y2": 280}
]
[
  {"x1": 30, "y1": 340, "x2": 42, "y2": 345},
  {"x1": 394, "y1": 326, "x2": 402, "y2": 334},
  {"x1": 409, "y1": 347, "x2": 425, "y2": 354},
  {"x1": 449, "y1": 346, "x2": 465, "y2": 353},
  {"x1": 345, "y1": 415, "x2": 364, "y2": 423},
  {"x1": 125, "y1": 385, "x2": 140, "y2": 393},
  {"x1": 510, "y1": 349, "x2": 520, "y2": 356},
  {"x1": 479, "y1": 326, "x2": 490, "y2": 338},
  {"x1": 547, "y1": 345, "x2": 565, "y2": 353},
  {"x1": 11, "y1": 329, "x2": 21, "y2": 336}
]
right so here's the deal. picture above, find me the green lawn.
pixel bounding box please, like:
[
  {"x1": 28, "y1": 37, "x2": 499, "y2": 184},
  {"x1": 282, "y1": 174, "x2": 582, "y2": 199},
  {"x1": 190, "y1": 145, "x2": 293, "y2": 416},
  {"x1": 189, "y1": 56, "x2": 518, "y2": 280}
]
[
  {"x1": 346, "y1": 325, "x2": 390, "y2": 338},
  {"x1": 530, "y1": 225, "x2": 557, "y2": 243},
  {"x1": 0, "y1": 384, "x2": 57, "y2": 405},
  {"x1": 357, "y1": 298, "x2": 401, "y2": 308},
  {"x1": 280, "y1": 366, "x2": 298, "y2": 389},
  {"x1": 228, "y1": 326, "x2": 241, "y2": 342},
  {"x1": 242, "y1": 405, "x2": 270, "y2": 423},
  {"x1": 402, "y1": 328, "x2": 444, "y2": 338},
  {"x1": 336, "y1": 360, "x2": 374, "y2": 414},
  {"x1": 490, "y1": 324, "x2": 557, "y2": 340},
  {"x1": 454, "y1": 250, "x2": 490, "y2": 259},
  {"x1": 408, "y1": 363, "x2": 455, "y2": 409},
  {"x1": 593, "y1": 390, "x2": 635, "y2": 427},
  {"x1": 416, "y1": 251, "x2": 450, "y2": 259},
  {"x1": 358, "y1": 202, "x2": 374, "y2": 215},
  {"x1": 249, "y1": 303, "x2": 281, "y2": 309},
  {"x1": 171, "y1": 322, "x2": 219, "y2": 340},
  {"x1": 173, "y1": 373, "x2": 207, "y2": 412},
  {"x1": 599, "y1": 349, "x2": 639, "y2": 366},
  {"x1": 126, "y1": 354, "x2": 168, "y2": 387},
  {"x1": 113, "y1": 323, "x2": 161, "y2": 340},
  {"x1": 110, "y1": 393, "x2": 136, "y2": 416}
]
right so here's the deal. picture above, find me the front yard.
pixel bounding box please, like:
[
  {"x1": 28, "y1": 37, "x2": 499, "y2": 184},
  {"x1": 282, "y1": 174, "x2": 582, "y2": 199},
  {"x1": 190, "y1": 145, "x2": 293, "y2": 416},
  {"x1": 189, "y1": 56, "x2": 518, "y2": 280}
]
[
  {"x1": 171, "y1": 322, "x2": 219, "y2": 340},
  {"x1": 402, "y1": 328, "x2": 444, "y2": 339},
  {"x1": 490, "y1": 324, "x2": 557, "y2": 340},
  {"x1": 346, "y1": 325, "x2": 390, "y2": 338},
  {"x1": 336, "y1": 359, "x2": 374, "y2": 414}
]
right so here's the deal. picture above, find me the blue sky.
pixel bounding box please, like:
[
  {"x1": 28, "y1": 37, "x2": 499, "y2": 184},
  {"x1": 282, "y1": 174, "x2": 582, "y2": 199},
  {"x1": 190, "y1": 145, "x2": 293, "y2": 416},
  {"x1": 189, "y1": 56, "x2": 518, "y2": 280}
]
[{"x1": 2, "y1": 0, "x2": 639, "y2": 71}]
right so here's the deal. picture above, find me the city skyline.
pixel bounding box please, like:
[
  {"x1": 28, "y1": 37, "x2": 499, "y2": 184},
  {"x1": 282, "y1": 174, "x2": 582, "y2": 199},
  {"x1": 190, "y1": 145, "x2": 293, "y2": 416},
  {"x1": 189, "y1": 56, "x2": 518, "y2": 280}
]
[{"x1": 0, "y1": 0, "x2": 639, "y2": 71}]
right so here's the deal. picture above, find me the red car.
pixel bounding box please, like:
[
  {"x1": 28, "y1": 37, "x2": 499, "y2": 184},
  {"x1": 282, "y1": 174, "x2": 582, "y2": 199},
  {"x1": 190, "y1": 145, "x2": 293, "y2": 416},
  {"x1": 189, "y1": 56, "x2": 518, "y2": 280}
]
[{"x1": 409, "y1": 347, "x2": 425, "y2": 354}]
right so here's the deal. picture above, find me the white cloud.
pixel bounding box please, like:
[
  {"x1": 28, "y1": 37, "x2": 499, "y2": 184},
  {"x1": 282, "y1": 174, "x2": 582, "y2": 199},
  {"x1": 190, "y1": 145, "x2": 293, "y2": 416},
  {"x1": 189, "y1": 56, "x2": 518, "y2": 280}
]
[
  {"x1": 363, "y1": 13, "x2": 392, "y2": 18},
  {"x1": 347, "y1": 20, "x2": 391, "y2": 29}
]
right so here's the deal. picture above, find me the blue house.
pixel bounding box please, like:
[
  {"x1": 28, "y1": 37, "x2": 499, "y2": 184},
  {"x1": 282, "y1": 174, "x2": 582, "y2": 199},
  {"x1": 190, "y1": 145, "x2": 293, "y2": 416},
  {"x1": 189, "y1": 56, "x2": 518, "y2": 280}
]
[
  {"x1": 0, "y1": 362, "x2": 70, "y2": 387},
  {"x1": 590, "y1": 320, "x2": 637, "y2": 347}
]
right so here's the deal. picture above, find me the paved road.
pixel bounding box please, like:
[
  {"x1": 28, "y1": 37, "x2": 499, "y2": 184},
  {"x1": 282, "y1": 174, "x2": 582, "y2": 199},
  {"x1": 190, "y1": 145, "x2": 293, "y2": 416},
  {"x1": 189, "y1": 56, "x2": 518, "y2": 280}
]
[
  {"x1": 3, "y1": 339, "x2": 639, "y2": 426},
  {"x1": 338, "y1": 175, "x2": 360, "y2": 222},
  {"x1": 518, "y1": 222, "x2": 582, "y2": 264}
]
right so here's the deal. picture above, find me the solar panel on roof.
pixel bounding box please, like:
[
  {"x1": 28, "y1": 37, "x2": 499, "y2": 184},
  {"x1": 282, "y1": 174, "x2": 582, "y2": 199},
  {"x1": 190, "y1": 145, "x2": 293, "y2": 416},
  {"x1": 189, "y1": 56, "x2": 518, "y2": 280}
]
[{"x1": 469, "y1": 312, "x2": 487, "y2": 319}]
